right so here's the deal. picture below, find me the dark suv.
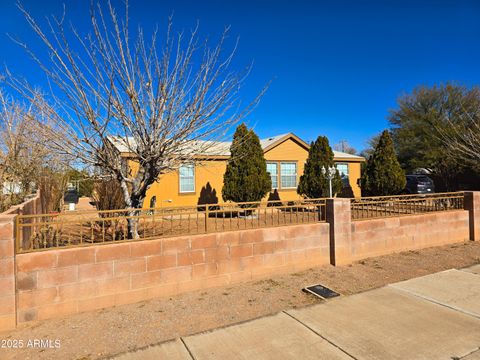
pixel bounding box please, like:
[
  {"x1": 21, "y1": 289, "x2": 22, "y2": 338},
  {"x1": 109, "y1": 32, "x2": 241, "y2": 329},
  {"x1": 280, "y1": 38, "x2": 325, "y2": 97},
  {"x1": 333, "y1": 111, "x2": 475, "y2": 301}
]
[{"x1": 405, "y1": 175, "x2": 435, "y2": 194}]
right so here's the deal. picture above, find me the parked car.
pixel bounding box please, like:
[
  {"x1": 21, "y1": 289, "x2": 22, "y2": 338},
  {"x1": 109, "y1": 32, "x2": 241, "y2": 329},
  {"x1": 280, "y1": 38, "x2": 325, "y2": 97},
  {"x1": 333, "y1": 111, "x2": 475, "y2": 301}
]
[{"x1": 405, "y1": 175, "x2": 435, "y2": 194}]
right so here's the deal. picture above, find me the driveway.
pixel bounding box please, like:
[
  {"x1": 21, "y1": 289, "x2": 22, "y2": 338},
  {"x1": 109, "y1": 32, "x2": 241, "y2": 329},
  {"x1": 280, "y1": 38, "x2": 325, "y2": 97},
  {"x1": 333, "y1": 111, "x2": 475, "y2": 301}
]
[{"x1": 114, "y1": 266, "x2": 480, "y2": 360}]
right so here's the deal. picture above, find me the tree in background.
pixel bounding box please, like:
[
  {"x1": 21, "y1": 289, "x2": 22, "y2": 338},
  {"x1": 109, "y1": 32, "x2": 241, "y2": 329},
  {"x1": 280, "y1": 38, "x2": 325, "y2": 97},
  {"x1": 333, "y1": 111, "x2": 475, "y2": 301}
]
[
  {"x1": 0, "y1": 91, "x2": 47, "y2": 196},
  {"x1": 361, "y1": 130, "x2": 406, "y2": 196},
  {"x1": 434, "y1": 88, "x2": 480, "y2": 173},
  {"x1": 334, "y1": 140, "x2": 357, "y2": 155},
  {"x1": 92, "y1": 180, "x2": 126, "y2": 212},
  {"x1": 298, "y1": 136, "x2": 342, "y2": 198},
  {"x1": 38, "y1": 168, "x2": 69, "y2": 213},
  {"x1": 0, "y1": 91, "x2": 70, "y2": 212},
  {"x1": 359, "y1": 133, "x2": 381, "y2": 160},
  {"x1": 441, "y1": 117, "x2": 480, "y2": 172},
  {"x1": 66, "y1": 169, "x2": 94, "y2": 197},
  {"x1": 389, "y1": 83, "x2": 480, "y2": 190},
  {"x1": 222, "y1": 124, "x2": 271, "y2": 204}
]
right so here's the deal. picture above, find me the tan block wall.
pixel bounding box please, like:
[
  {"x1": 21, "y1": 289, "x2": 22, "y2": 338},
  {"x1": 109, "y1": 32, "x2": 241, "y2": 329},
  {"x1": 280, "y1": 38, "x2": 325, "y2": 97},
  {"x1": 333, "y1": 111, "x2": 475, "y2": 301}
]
[
  {"x1": 0, "y1": 216, "x2": 16, "y2": 331},
  {"x1": 2, "y1": 190, "x2": 42, "y2": 216},
  {"x1": 0, "y1": 193, "x2": 42, "y2": 331},
  {"x1": 15, "y1": 223, "x2": 330, "y2": 324},
  {"x1": 350, "y1": 210, "x2": 470, "y2": 261},
  {"x1": 465, "y1": 192, "x2": 480, "y2": 241},
  {"x1": 8, "y1": 193, "x2": 478, "y2": 329},
  {"x1": 326, "y1": 198, "x2": 352, "y2": 265}
]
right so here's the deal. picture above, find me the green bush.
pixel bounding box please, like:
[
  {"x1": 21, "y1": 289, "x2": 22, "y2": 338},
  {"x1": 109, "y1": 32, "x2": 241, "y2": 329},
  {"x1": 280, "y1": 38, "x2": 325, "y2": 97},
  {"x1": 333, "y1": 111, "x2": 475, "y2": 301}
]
[
  {"x1": 222, "y1": 123, "x2": 271, "y2": 205},
  {"x1": 361, "y1": 130, "x2": 406, "y2": 196},
  {"x1": 298, "y1": 136, "x2": 342, "y2": 198}
]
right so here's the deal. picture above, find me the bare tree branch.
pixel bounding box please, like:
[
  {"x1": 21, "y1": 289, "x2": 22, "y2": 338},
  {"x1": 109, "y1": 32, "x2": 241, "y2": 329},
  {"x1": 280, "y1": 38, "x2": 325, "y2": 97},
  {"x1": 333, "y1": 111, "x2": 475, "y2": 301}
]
[{"x1": 5, "y1": 1, "x2": 266, "y2": 238}]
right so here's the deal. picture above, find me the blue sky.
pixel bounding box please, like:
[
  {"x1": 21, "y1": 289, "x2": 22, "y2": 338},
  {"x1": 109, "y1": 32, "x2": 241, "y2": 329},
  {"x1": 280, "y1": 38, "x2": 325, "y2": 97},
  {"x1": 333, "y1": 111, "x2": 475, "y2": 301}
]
[{"x1": 0, "y1": 0, "x2": 479, "y2": 151}]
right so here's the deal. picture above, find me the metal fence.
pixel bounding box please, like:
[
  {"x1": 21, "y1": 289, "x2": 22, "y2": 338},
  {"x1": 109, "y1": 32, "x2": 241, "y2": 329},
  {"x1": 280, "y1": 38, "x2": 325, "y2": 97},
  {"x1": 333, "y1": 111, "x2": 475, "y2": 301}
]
[
  {"x1": 16, "y1": 198, "x2": 327, "y2": 253},
  {"x1": 351, "y1": 192, "x2": 465, "y2": 221}
]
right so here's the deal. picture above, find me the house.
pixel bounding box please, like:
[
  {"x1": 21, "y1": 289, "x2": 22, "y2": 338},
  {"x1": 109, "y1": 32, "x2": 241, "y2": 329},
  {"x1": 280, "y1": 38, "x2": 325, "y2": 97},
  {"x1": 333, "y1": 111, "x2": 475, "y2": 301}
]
[{"x1": 110, "y1": 133, "x2": 365, "y2": 208}]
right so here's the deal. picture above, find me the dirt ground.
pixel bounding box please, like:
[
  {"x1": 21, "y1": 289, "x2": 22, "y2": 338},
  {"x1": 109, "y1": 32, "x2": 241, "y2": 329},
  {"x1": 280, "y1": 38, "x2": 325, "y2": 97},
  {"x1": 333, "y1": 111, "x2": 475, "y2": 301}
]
[{"x1": 1, "y1": 240, "x2": 479, "y2": 360}]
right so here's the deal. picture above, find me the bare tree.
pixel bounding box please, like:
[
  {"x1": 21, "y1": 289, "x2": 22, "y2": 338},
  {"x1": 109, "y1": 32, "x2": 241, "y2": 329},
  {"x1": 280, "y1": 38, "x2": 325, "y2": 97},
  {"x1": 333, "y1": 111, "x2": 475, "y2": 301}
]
[
  {"x1": 0, "y1": 91, "x2": 45, "y2": 195},
  {"x1": 334, "y1": 140, "x2": 357, "y2": 155},
  {"x1": 438, "y1": 113, "x2": 480, "y2": 171},
  {"x1": 7, "y1": 2, "x2": 265, "y2": 238},
  {"x1": 0, "y1": 90, "x2": 70, "y2": 212}
]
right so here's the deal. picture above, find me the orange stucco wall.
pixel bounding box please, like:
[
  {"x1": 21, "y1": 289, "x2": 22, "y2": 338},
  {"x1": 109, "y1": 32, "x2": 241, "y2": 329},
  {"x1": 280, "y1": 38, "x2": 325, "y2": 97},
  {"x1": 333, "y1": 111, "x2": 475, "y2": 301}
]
[
  {"x1": 145, "y1": 160, "x2": 227, "y2": 208},
  {"x1": 141, "y1": 138, "x2": 363, "y2": 208}
]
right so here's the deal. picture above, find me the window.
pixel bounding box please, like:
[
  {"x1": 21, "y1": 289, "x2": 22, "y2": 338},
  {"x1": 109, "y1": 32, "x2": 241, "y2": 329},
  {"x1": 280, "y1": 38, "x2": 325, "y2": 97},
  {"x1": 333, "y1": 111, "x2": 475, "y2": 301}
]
[
  {"x1": 280, "y1": 162, "x2": 297, "y2": 188},
  {"x1": 266, "y1": 163, "x2": 278, "y2": 189},
  {"x1": 179, "y1": 164, "x2": 195, "y2": 193},
  {"x1": 336, "y1": 163, "x2": 349, "y2": 185}
]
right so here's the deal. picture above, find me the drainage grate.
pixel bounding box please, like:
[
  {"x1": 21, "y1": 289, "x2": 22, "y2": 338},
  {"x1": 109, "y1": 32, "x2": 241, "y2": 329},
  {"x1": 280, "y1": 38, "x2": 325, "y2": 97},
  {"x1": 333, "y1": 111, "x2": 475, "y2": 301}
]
[{"x1": 303, "y1": 284, "x2": 340, "y2": 299}]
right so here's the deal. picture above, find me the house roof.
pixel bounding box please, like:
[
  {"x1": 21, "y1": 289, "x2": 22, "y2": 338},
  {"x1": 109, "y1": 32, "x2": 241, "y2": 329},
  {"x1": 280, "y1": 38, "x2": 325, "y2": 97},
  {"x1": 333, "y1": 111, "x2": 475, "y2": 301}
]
[
  {"x1": 108, "y1": 133, "x2": 365, "y2": 161},
  {"x1": 332, "y1": 150, "x2": 364, "y2": 160}
]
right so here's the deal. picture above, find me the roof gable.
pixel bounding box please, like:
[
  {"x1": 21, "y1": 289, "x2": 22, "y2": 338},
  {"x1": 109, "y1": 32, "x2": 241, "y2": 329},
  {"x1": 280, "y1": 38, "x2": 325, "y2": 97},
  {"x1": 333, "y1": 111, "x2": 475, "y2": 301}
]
[{"x1": 261, "y1": 133, "x2": 310, "y2": 153}]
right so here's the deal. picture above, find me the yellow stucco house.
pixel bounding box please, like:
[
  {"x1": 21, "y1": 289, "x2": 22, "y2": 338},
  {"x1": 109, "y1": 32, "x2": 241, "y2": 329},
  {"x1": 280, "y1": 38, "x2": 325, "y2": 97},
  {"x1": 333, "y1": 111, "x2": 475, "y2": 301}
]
[{"x1": 112, "y1": 133, "x2": 364, "y2": 208}]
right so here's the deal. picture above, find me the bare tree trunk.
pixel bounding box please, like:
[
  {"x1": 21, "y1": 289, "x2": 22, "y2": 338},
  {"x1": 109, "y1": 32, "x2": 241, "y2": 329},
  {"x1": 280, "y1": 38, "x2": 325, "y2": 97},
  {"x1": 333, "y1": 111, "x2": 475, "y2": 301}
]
[
  {"x1": 120, "y1": 177, "x2": 149, "y2": 239},
  {"x1": 119, "y1": 178, "x2": 136, "y2": 239},
  {"x1": 127, "y1": 194, "x2": 145, "y2": 239},
  {"x1": 127, "y1": 214, "x2": 139, "y2": 240}
]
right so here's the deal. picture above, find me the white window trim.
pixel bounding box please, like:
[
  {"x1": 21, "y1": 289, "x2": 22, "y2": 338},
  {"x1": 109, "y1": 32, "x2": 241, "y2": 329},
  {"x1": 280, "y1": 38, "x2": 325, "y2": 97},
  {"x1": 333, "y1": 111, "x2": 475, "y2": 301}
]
[
  {"x1": 179, "y1": 164, "x2": 195, "y2": 194},
  {"x1": 335, "y1": 162, "x2": 349, "y2": 178},
  {"x1": 267, "y1": 162, "x2": 279, "y2": 190},
  {"x1": 280, "y1": 162, "x2": 297, "y2": 189}
]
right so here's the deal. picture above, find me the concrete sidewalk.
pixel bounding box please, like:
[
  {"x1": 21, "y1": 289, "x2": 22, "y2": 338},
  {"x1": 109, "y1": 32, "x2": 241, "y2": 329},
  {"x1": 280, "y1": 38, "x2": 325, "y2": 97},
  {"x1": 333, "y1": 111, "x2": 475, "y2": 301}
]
[{"x1": 114, "y1": 266, "x2": 480, "y2": 360}]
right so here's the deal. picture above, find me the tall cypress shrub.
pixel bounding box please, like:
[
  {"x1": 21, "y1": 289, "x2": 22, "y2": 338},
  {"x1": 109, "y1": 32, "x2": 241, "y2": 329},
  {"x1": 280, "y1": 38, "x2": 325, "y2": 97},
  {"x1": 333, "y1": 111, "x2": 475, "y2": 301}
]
[
  {"x1": 361, "y1": 130, "x2": 406, "y2": 196},
  {"x1": 297, "y1": 136, "x2": 342, "y2": 198},
  {"x1": 222, "y1": 124, "x2": 271, "y2": 204}
]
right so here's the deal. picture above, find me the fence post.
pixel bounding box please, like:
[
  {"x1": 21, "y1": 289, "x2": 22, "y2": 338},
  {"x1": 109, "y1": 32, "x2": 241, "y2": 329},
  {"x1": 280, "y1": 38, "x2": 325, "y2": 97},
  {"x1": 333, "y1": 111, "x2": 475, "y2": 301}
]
[
  {"x1": 326, "y1": 198, "x2": 352, "y2": 266},
  {"x1": 205, "y1": 205, "x2": 209, "y2": 233},
  {"x1": 464, "y1": 191, "x2": 480, "y2": 241},
  {"x1": 0, "y1": 214, "x2": 17, "y2": 331}
]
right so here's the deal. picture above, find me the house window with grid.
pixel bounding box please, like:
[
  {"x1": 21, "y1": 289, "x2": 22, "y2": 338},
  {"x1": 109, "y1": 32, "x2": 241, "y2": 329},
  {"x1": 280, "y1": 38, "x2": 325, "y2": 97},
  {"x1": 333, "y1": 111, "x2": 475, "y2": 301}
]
[
  {"x1": 179, "y1": 164, "x2": 195, "y2": 193},
  {"x1": 280, "y1": 162, "x2": 297, "y2": 188},
  {"x1": 336, "y1": 163, "x2": 349, "y2": 185},
  {"x1": 266, "y1": 163, "x2": 278, "y2": 189}
]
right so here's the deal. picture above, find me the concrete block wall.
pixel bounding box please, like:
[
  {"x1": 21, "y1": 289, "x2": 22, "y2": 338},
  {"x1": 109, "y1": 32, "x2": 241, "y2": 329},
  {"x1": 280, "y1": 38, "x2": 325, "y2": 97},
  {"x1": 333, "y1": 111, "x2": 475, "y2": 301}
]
[
  {"x1": 465, "y1": 192, "x2": 480, "y2": 241},
  {"x1": 2, "y1": 190, "x2": 41, "y2": 216},
  {"x1": 2, "y1": 191, "x2": 42, "y2": 251},
  {"x1": 349, "y1": 211, "x2": 470, "y2": 261},
  {"x1": 15, "y1": 223, "x2": 331, "y2": 324},
  {"x1": 326, "y1": 198, "x2": 352, "y2": 266},
  {"x1": 0, "y1": 216, "x2": 16, "y2": 331},
  {"x1": 3, "y1": 191, "x2": 479, "y2": 330}
]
